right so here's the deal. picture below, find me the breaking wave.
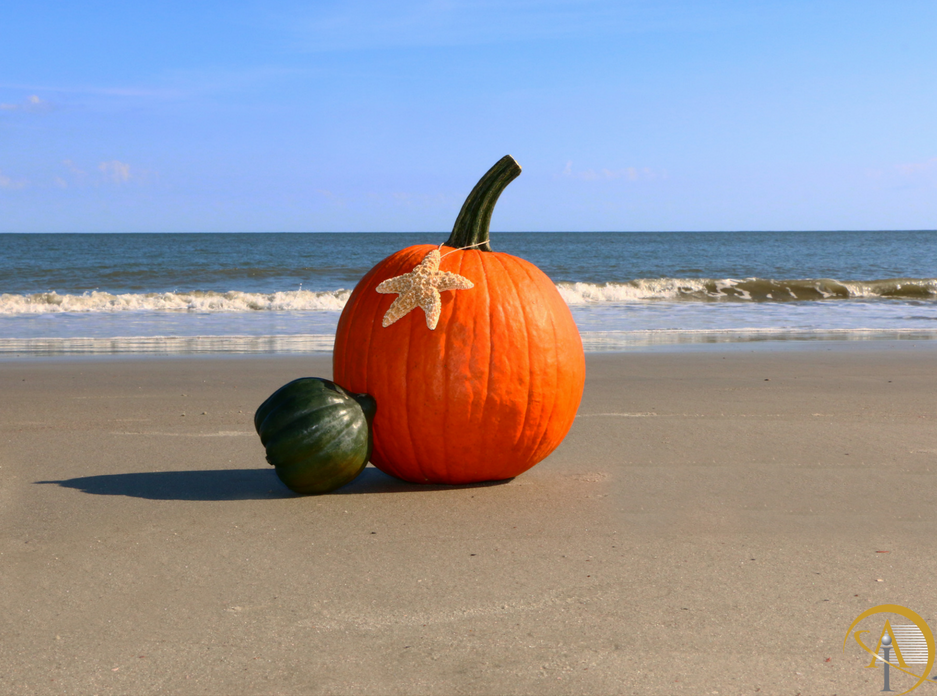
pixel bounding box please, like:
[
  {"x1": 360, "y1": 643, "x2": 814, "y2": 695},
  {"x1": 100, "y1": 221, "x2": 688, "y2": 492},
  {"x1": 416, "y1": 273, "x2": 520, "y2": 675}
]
[
  {"x1": 557, "y1": 277, "x2": 937, "y2": 304},
  {"x1": 2, "y1": 277, "x2": 936, "y2": 315}
]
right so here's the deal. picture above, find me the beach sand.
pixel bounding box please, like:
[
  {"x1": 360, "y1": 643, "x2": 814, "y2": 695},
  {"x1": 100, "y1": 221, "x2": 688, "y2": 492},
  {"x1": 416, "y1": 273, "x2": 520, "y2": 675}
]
[{"x1": 2, "y1": 344, "x2": 936, "y2": 695}]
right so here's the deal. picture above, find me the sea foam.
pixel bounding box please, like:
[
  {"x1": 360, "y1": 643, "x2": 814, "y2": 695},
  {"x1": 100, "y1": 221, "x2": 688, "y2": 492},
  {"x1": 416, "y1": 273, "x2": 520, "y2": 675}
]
[{"x1": 0, "y1": 289, "x2": 351, "y2": 314}]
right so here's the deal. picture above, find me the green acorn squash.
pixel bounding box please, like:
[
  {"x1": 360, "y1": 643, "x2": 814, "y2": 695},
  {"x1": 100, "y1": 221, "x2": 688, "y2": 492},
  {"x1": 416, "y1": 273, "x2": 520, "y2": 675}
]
[{"x1": 254, "y1": 378, "x2": 376, "y2": 494}]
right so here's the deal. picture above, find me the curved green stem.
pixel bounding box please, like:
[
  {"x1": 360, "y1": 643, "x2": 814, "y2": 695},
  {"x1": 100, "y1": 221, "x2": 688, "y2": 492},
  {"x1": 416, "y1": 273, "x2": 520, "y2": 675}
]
[{"x1": 444, "y1": 155, "x2": 521, "y2": 252}]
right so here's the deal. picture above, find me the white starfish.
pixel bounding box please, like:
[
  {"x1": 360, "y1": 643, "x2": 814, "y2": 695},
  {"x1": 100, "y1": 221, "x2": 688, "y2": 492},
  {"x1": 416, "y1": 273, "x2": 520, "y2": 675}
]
[{"x1": 376, "y1": 249, "x2": 474, "y2": 330}]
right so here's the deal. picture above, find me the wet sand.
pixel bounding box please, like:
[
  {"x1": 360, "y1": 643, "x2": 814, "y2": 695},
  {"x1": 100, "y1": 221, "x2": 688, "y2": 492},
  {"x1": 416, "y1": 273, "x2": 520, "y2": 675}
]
[{"x1": 2, "y1": 344, "x2": 937, "y2": 695}]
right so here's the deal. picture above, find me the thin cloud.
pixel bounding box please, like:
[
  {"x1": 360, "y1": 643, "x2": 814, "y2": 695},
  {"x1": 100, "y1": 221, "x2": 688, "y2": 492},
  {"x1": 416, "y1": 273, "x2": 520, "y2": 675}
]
[
  {"x1": 388, "y1": 190, "x2": 450, "y2": 209},
  {"x1": 562, "y1": 161, "x2": 665, "y2": 182},
  {"x1": 99, "y1": 160, "x2": 132, "y2": 184},
  {"x1": 0, "y1": 169, "x2": 28, "y2": 189},
  {"x1": 1, "y1": 66, "x2": 300, "y2": 103},
  {"x1": 59, "y1": 159, "x2": 89, "y2": 187},
  {"x1": 284, "y1": 0, "x2": 767, "y2": 52},
  {"x1": 0, "y1": 81, "x2": 183, "y2": 99},
  {"x1": 315, "y1": 188, "x2": 346, "y2": 206},
  {"x1": 62, "y1": 159, "x2": 87, "y2": 176},
  {"x1": 896, "y1": 157, "x2": 937, "y2": 178},
  {"x1": 59, "y1": 159, "x2": 145, "y2": 186},
  {"x1": 0, "y1": 94, "x2": 53, "y2": 113},
  {"x1": 868, "y1": 156, "x2": 937, "y2": 190}
]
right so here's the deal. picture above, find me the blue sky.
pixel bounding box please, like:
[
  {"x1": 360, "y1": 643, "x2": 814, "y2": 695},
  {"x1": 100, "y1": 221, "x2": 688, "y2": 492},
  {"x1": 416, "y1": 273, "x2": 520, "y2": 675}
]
[{"x1": 2, "y1": 1, "x2": 935, "y2": 232}]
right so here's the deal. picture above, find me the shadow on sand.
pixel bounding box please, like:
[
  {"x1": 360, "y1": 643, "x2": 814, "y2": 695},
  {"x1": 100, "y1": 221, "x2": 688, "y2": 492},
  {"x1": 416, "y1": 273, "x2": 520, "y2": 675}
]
[{"x1": 35, "y1": 466, "x2": 513, "y2": 501}]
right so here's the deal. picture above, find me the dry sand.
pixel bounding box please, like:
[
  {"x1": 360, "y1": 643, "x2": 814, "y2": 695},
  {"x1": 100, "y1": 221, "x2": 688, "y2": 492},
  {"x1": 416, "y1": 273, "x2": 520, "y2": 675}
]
[{"x1": 2, "y1": 343, "x2": 937, "y2": 695}]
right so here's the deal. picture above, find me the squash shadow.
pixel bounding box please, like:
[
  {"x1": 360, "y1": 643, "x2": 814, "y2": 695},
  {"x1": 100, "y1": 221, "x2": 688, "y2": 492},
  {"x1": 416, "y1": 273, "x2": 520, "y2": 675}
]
[
  {"x1": 35, "y1": 468, "x2": 291, "y2": 501},
  {"x1": 35, "y1": 466, "x2": 513, "y2": 501}
]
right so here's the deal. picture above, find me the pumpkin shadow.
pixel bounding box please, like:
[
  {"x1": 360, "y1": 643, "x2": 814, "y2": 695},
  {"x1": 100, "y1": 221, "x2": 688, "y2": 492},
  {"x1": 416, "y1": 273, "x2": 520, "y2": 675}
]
[
  {"x1": 333, "y1": 466, "x2": 515, "y2": 495},
  {"x1": 35, "y1": 466, "x2": 513, "y2": 501}
]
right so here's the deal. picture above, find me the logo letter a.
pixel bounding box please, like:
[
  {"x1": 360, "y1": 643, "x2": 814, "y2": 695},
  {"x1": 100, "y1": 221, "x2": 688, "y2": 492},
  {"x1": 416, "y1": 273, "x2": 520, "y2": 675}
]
[{"x1": 865, "y1": 620, "x2": 909, "y2": 669}]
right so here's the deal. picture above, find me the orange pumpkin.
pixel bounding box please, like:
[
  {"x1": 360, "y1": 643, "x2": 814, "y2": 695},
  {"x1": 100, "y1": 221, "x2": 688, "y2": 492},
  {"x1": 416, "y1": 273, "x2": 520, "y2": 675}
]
[{"x1": 333, "y1": 156, "x2": 585, "y2": 484}]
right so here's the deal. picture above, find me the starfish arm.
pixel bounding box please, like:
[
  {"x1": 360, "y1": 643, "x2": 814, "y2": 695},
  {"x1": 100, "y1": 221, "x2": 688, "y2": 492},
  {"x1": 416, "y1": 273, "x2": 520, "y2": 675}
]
[
  {"x1": 382, "y1": 291, "x2": 420, "y2": 327},
  {"x1": 418, "y1": 249, "x2": 442, "y2": 271},
  {"x1": 420, "y1": 288, "x2": 443, "y2": 330},
  {"x1": 434, "y1": 271, "x2": 474, "y2": 292},
  {"x1": 376, "y1": 275, "x2": 414, "y2": 294}
]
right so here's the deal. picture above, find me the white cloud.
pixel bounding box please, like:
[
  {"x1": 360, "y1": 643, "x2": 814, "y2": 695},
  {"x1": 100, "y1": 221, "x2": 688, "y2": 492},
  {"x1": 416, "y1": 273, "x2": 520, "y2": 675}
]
[
  {"x1": 98, "y1": 160, "x2": 132, "y2": 184},
  {"x1": 562, "y1": 161, "x2": 665, "y2": 182},
  {"x1": 0, "y1": 94, "x2": 53, "y2": 112}
]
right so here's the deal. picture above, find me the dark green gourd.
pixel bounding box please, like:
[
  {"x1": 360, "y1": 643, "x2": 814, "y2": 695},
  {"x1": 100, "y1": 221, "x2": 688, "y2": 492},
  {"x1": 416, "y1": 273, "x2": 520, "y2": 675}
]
[{"x1": 254, "y1": 378, "x2": 376, "y2": 494}]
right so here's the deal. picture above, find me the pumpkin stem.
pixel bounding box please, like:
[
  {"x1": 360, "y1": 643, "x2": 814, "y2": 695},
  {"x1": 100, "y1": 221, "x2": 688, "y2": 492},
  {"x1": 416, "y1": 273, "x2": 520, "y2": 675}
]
[{"x1": 444, "y1": 155, "x2": 521, "y2": 253}]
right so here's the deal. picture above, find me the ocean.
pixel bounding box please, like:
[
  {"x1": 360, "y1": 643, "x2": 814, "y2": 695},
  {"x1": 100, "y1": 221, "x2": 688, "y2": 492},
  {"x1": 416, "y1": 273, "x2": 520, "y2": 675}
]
[{"x1": 2, "y1": 231, "x2": 936, "y2": 355}]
